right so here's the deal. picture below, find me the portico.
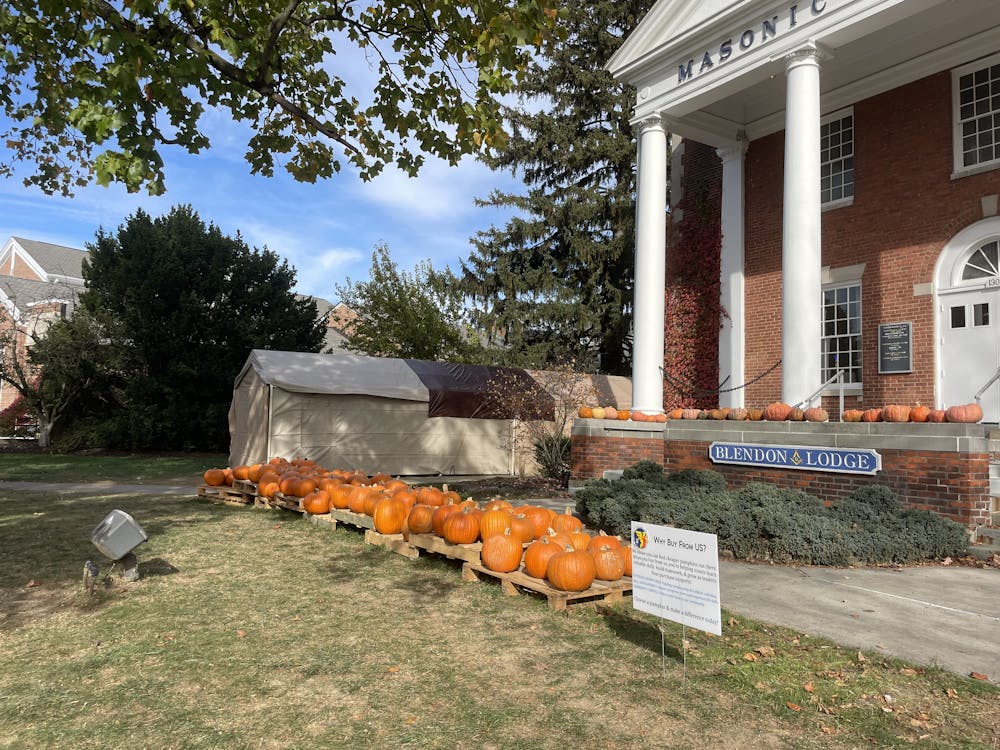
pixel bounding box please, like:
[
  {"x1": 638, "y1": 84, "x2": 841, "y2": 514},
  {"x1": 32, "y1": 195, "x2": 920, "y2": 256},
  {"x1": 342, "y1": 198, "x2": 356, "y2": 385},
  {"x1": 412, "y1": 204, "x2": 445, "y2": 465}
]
[{"x1": 608, "y1": 0, "x2": 1000, "y2": 412}]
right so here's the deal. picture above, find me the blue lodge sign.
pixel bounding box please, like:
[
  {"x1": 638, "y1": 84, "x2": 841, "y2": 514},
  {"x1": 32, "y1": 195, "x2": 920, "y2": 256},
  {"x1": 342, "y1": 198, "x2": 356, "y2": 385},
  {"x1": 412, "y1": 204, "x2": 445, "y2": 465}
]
[{"x1": 709, "y1": 442, "x2": 881, "y2": 475}]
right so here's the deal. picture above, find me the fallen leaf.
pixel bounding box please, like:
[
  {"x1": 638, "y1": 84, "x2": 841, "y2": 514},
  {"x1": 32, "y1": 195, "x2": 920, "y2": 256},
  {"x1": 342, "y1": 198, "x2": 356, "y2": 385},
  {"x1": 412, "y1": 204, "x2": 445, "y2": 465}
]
[
  {"x1": 291, "y1": 615, "x2": 302, "y2": 622},
  {"x1": 803, "y1": 681, "x2": 815, "y2": 693},
  {"x1": 856, "y1": 651, "x2": 867, "y2": 662},
  {"x1": 899, "y1": 667, "x2": 918, "y2": 677},
  {"x1": 820, "y1": 725, "x2": 835, "y2": 735},
  {"x1": 756, "y1": 645, "x2": 776, "y2": 657},
  {"x1": 405, "y1": 716, "x2": 417, "y2": 725},
  {"x1": 786, "y1": 701, "x2": 802, "y2": 712},
  {"x1": 941, "y1": 557, "x2": 953, "y2": 566},
  {"x1": 743, "y1": 652, "x2": 759, "y2": 662},
  {"x1": 26, "y1": 579, "x2": 41, "y2": 588},
  {"x1": 236, "y1": 629, "x2": 247, "y2": 638},
  {"x1": 945, "y1": 688, "x2": 959, "y2": 698},
  {"x1": 727, "y1": 617, "x2": 738, "y2": 628},
  {"x1": 969, "y1": 672, "x2": 989, "y2": 681},
  {"x1": 387, "y1": 665, "x2": 400, "y2": 673}
]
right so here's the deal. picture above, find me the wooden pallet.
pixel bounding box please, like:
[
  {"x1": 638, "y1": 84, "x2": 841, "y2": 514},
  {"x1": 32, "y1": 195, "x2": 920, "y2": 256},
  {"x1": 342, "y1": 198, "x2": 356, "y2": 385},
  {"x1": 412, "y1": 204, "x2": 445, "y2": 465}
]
[
  {"x1": 256, "y1": 492, "x2": 304, "y2": 513},
  {"x1": 461, "y1": 563, "x2": 633, "y2": 611},
  {"x1": 408, "y1": 533, "x2": 483, "y2": 564},
  {"x1": 327, "y1": 508, "x2": 375, "y2": 530},
  {"x1": 364, "y1": 530, "x2": 420, "y2": 559},
  {"x1": 232, "y1": 479, "x2": 258, "y2": 496},
  {"x1": 305, "y1": 513, "x2": 337, "y2": 530},
  {"x1": 197, "y1": 485, "x2": 254, "y2": 506}
]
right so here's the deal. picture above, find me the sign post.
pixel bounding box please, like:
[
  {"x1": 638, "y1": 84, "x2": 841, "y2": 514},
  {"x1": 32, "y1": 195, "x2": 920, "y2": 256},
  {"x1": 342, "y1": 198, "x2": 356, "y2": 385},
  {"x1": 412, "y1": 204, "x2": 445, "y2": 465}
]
[{"x1": 630, "y1": 522, "x2": 722, "y2": 681}]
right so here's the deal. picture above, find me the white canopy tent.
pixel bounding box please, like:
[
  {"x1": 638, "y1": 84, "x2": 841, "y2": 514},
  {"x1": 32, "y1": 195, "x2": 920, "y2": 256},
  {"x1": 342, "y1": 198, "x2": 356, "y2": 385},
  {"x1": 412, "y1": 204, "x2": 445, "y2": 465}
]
[{"x1": 229, "y1": 350, "x2": 632, "y2": 476}]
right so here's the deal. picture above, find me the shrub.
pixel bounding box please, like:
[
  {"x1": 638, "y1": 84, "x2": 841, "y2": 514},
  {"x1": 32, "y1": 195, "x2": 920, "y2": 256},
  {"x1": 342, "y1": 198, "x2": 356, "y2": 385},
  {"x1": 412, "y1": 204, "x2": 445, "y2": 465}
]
[
  {"x1": 575, "y1": 464, "x2": 969, "y2": 565},
  {"x1": 533, "y1": 435, "x2": 571, "y2": 482}
]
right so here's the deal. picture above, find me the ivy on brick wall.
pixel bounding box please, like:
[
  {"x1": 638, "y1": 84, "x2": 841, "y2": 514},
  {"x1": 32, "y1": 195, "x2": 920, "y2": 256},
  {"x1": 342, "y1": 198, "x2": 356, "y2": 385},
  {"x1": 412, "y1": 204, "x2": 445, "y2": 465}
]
[{"x1": 663, "y1": 143, "x2": 723, "y2": 410}]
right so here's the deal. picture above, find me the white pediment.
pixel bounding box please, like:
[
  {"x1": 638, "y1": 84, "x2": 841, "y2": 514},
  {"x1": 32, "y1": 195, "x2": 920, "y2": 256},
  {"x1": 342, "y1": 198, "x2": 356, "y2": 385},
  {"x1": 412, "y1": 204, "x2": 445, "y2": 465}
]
[{"x1": 608, "y1": 0, "x2": 753, "y2": 78}]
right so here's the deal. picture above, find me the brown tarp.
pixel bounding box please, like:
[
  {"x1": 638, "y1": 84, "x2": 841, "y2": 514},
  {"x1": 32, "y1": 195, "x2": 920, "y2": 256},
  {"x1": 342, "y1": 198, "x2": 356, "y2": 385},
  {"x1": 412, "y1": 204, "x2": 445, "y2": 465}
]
[{"x1": 404, "y1": 360, "x2": 555, "y2": 420}]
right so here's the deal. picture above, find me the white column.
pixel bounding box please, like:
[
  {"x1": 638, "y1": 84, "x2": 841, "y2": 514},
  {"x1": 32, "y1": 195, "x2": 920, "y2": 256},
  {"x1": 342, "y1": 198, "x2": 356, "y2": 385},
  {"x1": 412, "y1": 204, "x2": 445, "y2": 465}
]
[
  {"x1": 716, "y1": 138, "x2": 747, "y2": 408},
  {"x1": 781, "y1": 45, "x2": 823, "y2": 406},
  {"x1": 632, "y1": 115, "x2": 668, "y2": 414}
]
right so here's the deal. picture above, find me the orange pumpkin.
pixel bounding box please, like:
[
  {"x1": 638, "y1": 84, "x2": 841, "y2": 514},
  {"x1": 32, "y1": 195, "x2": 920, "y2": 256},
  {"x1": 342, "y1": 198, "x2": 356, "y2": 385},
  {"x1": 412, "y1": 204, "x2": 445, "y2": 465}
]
[
  {"x1": 804, "y1": 407, "x2": 828, "y2": 422},
  {"x1": 568, "y1": 530, "x2": 591, "y2": 551},
  {"x1": 590, "y1": 546, "x2": 626, "y2": 581},
  {"x1": 479, "y1": 508, "x2": 513, "y2": 539},
  {"x1": 546, "y1": 547, "x2": 597, "y2": 592},
  {"x1": 616, "y1": 409, "x2": 631, "y2": 420},
  {"x1": 842, "y1": 409, "x2": 864, "y2": 422},
  {"x1": 203, "y1": 468, "x2": 226, "y2": 486},
  {"x1": 746, "y1": 408, "x2": 765, "y2": 421},
  {"x1": 406, "y1": 504, "x2": 436, "y2": 535},
  {"x1": 882, "y1": 404, "x2": 911, "y2": 423},
  {"x1": 589, "y1": 532, "x2": 623, "y2": 552},
  {"x1": 788, "y1": 407, "x2": 806, "y2": 422},
  {"x1": 481, "y1": 530, "x2": 523, "y2": 573},
  {"x1": 432, "y1": 504, "x2": 462, "y2": 537},
  {"x1": 552, "y1": 506, "x2": 583, "y2": 534},
  {"x1": 681, "y1": 408, "x2": 701, "y2": 420},
  {"x1": 604, "y1": 406, "x2": 619, "y2": 420},
  {"x1": 763, "y1": 402, "x2": 792, "y2": 421},
  {"x1": 910, "y1": 404, "x2": 931, "y2": 423},
  {"x1": 373, "y1": 496, "x2": 408, "y2": 534},
  {"x1": 509, "y1": 514, "x2": 535, "y2": 544},
  {"x1": 523, "y1": 537, "x2": 562, "y2": 579},
  {"x1": 945, "y1": 403, "x2": 983, "y2": 423},
  {"x1": 927, "y1": 409, "x2": 947, "y2": 423},
  {"x1": 577, "y1": 406, "x2": 594, "y2": 418},
  {"x1": 621, "y1": 545, "x2": 632, "y2": 577},
  {"x1": 303, "y1": 490, "x2": 331, "y2": 515},
  {"x1": 667, "y1": 408, "x2": 684, "y2": 420},
  {"x1": 727, "y1": 408, "x2": 748, "y2": 421},
  {"x1": 442, "y1": 507, "x2": 481, "y2": 545},
  {"x1": 862, "y1": 408, "x2": 883, "y2": 423}
]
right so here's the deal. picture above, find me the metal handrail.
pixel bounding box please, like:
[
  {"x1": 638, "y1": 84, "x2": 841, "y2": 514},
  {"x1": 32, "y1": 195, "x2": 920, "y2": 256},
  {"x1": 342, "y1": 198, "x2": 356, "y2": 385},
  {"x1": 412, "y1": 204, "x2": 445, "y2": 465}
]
[
  {"x1": 973, "y1": 366, "x2": 1000, "y2": 403},
  {"x1": 794, "y1": 369, "x2": 846, "y2": 420}
]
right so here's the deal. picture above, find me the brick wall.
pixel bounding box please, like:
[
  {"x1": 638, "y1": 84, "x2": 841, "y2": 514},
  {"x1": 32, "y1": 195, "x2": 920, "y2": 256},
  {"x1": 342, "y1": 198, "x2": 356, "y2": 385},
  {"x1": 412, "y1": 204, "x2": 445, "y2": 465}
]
[
  {"x1": 571, "y1": 420, "x2": 665, "y2": 481},
  {"x1": 571, "y1": 420, "x2": 992, "y2": 530},
  {"x1": 679, "y1": 69, "x2": 1000, "y2": 410}
]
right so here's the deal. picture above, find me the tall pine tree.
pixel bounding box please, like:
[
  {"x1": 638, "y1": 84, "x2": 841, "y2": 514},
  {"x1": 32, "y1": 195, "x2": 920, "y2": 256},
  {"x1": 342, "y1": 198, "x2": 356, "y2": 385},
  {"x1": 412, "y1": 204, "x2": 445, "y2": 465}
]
[{"x1": 459, "y1": 0, "x2": 655, "y2": 375}]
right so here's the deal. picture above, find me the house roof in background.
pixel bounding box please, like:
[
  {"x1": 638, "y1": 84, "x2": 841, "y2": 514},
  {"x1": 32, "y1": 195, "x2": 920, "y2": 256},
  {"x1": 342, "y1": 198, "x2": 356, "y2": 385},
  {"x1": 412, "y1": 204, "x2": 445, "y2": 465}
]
[
  {"x1": 9, "y1": 236, "x2": 88, "y2": 281},
  {"x1": 0, "y1": 275, "x2": 82, "y2": 318}
]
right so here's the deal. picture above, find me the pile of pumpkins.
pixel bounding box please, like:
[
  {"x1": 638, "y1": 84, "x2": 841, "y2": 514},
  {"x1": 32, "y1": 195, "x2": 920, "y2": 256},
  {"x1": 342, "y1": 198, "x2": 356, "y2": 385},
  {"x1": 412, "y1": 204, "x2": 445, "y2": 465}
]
[
  {"x1": 203, "y1": 457, "x2": 630, "y2": 593},
  {"x1": 577, "y1": 406, "x2": 667, "y2": 423},
  {"x1": 840, "y1": 402, "x2": 982, "y2": 423}
]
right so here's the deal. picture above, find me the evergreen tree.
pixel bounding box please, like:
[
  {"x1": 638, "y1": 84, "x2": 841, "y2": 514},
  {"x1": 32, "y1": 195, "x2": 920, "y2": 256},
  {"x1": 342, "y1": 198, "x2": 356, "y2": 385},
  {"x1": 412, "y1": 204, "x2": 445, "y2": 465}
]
[
  {"x1": 459, "y1": 0, "x2": 654, "y2": 375},
  {"x1": 71, "y1": 205, "x2": 324, "y2": 450}
]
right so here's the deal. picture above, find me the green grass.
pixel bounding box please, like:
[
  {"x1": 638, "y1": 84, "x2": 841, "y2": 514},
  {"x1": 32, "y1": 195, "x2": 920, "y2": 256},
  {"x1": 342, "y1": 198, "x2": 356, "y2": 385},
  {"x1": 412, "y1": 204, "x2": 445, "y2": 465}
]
[
  {"x1": 0, "y1": 452, "x2": 227, "y2": 484},
  {"x1": 0, "y1": 489, "x2": 997, "y2": 749}
]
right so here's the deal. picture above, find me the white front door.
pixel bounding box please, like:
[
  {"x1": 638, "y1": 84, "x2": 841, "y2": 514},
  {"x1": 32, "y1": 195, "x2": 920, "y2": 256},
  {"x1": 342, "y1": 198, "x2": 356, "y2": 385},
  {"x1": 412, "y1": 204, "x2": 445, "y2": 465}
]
[{"x1": 939, "y1": 287, "x2": 1000, "y2": 422}]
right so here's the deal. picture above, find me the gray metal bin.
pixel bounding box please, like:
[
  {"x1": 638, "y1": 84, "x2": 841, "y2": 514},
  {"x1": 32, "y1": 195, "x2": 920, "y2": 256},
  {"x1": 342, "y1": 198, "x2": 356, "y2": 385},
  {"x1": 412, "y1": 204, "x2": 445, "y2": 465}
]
[{"x1": 90, "y1": 510, "x2": 148, "y2": 561}]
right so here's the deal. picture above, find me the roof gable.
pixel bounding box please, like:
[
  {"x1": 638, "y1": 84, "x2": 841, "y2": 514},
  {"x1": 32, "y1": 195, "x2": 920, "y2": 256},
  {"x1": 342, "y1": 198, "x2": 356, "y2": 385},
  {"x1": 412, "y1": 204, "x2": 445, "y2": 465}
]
[
  {"x1": 8, "y1": 236, "x2": 88, "y2": 283},
  {"x1": 608, "y1": 0, "x2": 751, "y2": 78}
]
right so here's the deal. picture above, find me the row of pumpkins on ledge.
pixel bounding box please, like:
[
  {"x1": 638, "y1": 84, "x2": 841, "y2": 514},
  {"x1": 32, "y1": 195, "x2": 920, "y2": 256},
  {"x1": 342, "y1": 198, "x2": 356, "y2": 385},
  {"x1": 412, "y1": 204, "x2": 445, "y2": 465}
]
[
  {"x1": 202, "y1": 457, "x2": 628, "y2": 592},
  {"x1": 577, "y1": 402, "x2": 984, "y2": 424}
]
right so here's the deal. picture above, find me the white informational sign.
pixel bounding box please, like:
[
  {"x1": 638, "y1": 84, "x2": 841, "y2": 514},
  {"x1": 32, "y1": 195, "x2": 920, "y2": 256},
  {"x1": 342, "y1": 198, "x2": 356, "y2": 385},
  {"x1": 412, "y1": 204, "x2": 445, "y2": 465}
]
[{"x1": 630, "y1": 522, "x2": 722, "y2": 636}]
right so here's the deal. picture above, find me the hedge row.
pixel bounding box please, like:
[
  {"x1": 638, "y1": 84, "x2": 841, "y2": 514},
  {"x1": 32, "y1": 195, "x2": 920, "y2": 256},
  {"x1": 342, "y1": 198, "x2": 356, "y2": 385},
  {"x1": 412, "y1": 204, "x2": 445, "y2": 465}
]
[{"x1": 573, "y1": 461, "x2": 969, "y2": 566}]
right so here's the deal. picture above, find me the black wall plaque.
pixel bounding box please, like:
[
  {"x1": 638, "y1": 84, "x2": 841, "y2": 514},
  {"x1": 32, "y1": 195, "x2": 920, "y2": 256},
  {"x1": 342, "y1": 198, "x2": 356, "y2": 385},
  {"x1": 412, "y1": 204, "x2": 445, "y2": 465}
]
[{"x1": 878, "y1": 322, "x2": 912, "y2": 374}]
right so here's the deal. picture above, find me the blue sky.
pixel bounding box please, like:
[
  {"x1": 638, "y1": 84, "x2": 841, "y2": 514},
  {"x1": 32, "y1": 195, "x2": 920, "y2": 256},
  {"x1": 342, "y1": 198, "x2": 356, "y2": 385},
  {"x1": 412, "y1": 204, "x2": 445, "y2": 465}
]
[
  {"x1": 0, "y1": 124, "x2": 522, "y2": 302},
  {"x1": 0, "y1": 27, "x2": 528, "y2": 304}
]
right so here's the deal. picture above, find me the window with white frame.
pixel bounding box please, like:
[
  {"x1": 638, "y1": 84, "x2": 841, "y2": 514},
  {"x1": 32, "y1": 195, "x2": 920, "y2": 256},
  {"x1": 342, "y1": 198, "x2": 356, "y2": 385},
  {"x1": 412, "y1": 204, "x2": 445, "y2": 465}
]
[
  {"x1": 954, "y1": 54, "x2": 1000, "y2": 172},
  {"x1": 821, "y1": 110, "x2": 854, "y2": 205},
  {"x1": 821, "y1": 283, "x2": 862, "y2": 384}
]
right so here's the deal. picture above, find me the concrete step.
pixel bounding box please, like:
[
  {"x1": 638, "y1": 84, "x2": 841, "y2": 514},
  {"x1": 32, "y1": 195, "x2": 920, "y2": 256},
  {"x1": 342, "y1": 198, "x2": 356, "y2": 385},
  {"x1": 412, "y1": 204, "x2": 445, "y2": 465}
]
[{"x1": 976, "y1": 525, "x2": 1000, "y2": 545}]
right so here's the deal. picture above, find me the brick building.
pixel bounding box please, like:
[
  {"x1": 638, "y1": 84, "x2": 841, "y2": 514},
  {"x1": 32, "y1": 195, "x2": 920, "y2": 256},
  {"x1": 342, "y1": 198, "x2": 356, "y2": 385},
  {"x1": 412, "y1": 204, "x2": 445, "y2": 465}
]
[
  {"x1": 607, "y1": 0, "x2": 1000, "y2": 420},
  {"x1": 0, "y1": 237, "x2": 87, "y2": 412},
  {"x1": 569, "y1": 0, "x2": 1000, "y2": 531}
]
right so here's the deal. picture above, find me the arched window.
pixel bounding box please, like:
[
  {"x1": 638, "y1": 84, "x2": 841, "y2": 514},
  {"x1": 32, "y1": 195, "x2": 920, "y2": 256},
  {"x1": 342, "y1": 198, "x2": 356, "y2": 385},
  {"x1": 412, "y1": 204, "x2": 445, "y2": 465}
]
[{"x1": 961, "y1": 239, "x2": 999, "y2": 281}]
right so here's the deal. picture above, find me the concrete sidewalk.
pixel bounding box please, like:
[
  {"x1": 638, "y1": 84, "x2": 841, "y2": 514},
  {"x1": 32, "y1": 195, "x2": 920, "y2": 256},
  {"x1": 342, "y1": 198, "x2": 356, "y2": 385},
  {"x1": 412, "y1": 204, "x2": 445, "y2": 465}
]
[{"x1": 720, "y1": 560, "x2": 1000, "y2": 681}]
